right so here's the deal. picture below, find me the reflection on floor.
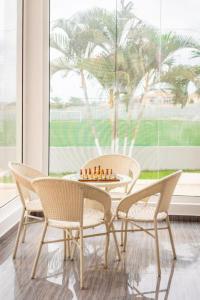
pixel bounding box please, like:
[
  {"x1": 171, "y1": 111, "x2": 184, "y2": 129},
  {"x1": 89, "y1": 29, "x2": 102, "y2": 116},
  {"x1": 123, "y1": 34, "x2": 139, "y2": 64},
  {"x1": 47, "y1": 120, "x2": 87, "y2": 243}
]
[{"x1": 0, "y1": 221, "x2": 200, "y2": 299}]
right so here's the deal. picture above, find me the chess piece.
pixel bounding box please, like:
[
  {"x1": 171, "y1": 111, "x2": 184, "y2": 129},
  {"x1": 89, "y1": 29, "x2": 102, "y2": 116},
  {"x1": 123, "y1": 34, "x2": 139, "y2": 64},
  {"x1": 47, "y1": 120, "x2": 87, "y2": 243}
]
[
  {"x1": 85, "y1": 169, "x2": 88, "y2": 180},
  {"x1": 101, "y1": 169, "x2": 105, "y2": 180},
  {"x1": 110, "y1": 168, "x2": 115, "y2": 180},
  {"x1": 98, "y1": 167, "x2": 102, "y2": 180},
  {"x1": 106, "y1": 169, "x2": 109, "y2": 180},
  {"x1": 88, "y1": 168, "x2": 92, "y2": 179},
  {"x1": 94, "y1": 166, "x2": 97, "y2": 180},
  {"x1": 80, "y1": 169, "x2": 83, "y2": 179},
  {"x1": 98, "y1": 165, "x2": 101, "y2": 175}
]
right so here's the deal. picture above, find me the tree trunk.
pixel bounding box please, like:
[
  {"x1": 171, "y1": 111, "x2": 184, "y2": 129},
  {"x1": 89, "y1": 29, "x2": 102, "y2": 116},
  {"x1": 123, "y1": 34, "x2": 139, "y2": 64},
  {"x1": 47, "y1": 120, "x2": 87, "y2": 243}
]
[
  {"x1": 128, "y1": 75, "x2": 149, "y2": 156},
  {"x1": 123, "y1": 87, "x2": 132, "y2": 155},
  {"x1": 122, "y1": 74, "x2": 149, "y2": 156},
  {"x1": 111, "y1": 90, "x2": 119, "y2": 153},
  {"x1": 80, "y1": 69, "x2": 102, "y2": 154}
]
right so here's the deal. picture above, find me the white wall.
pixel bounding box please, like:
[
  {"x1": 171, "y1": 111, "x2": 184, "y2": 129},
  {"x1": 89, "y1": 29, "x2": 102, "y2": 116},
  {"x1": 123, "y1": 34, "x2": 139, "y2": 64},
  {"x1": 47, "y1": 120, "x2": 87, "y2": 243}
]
[
  {"x1": 49, "y1": 146, "x2": 200, "y2": 173},
  {"x1": 0, "y1": 0, "x2": 49, "y2": 237},
  {"x1": 1, "y1": 146, "x2": 200, "y2": 172},
  {"x1": 23, "y1": 0, "x2": 49, "y2": 174}
]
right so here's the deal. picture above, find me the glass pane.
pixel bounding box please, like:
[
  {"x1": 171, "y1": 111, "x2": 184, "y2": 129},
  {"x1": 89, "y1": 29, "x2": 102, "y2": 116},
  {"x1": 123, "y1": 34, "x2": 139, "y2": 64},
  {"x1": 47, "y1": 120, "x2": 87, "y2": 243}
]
[
  {"x1": 49, "y1": 0, "x2": 200, "y2": 192},
  {"x1": 116, "y1": 0, "x2": 161, "y2": 178},
  {"x1": 50, "y1": 0, "x2": 116, "y2": 175},
  {"x1": 160, "y1": 0, "x2": 200, "y2": 185},
  {"x1": 0, "y1": 0, "x2": 21, "y2": 206}
]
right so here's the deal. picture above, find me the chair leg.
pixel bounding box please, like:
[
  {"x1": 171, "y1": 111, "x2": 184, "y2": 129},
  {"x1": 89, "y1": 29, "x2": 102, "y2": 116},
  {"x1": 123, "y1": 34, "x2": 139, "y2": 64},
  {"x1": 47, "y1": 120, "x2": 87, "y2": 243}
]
[
  {"x1": 155, "y1": 276, "x2": 161, "y2": 300},
  {"x1": 123, "y1": 219, "x2": 128, "y2": 252},
  {"x1": 104, "y1": 223, "x2": 110, "y2": 268},
  {"x1": 31, "y1": 222, "x2": 48, "y2": 279},
  {"x1": 13, "y1": 208, "x2": 25, "y2": 259},
  {"x1": 166, "y1": 216, "x2": 176, "y2": 259},
  {"x1": 111, "y1": 223, "x2": 121, "y2": 261},
  {"x1": 154, "y1": 220, "x2": 161, "y2": 277},
  {"x1": 79, "y1": 228, "x2": 84, "y2": 289},
  {"x1": 63, "y1": 230, "x2": 67, "y2": 261},
  {"x1": 21, "y1": 213, "x2": 28, "y2": 243},
  {"x1": 71, "y1": 230, "x2": 79, "y2": 260},
  {"x1": 120, "y1": 220, "x2": 124, "y2": 247},
  {"x1": 67, "y1": 229, "x2": 72, "y2": 259}
]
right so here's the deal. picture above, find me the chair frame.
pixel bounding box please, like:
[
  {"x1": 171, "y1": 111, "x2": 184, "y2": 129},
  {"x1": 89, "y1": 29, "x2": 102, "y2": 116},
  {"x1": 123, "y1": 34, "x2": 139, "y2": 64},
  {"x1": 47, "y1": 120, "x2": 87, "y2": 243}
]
[
  {"x1": 116, "y1": 170, "x2": 182, "y2": 277},
  {"x1": 31, "y1": 178, "x2": 121, "y2": 289},
  {"x1": 8, "y1": 162, "x2": 45, "y2": 259}
]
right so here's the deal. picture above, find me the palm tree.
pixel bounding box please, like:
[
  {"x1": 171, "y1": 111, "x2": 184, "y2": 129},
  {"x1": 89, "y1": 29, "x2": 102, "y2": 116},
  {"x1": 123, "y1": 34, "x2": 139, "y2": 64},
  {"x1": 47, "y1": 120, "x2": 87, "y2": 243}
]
[
  {"x1": 80, "y1": 3, "x2": 200, "y2": 154},
  {"x1": 51, "y1": 1, "x2": 200, "y2": 155},
  {"x1": 126, "y1": 30, "x2": 200, "y2": 155},
  {"x1": 78, "y1": 2, "x2": 143, "y2": 152},
  {"x1": 50, "y1": 18, "x2": 107, "y2": 154},
  {"x1": 161, "y1": 65, "x2": 200, "y2": 106}
]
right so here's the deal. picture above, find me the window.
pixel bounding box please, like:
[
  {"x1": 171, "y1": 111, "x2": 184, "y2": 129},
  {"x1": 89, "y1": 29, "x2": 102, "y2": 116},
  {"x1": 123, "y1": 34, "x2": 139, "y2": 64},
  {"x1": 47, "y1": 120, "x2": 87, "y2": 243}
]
[
  {"x1": 0, "y1": 0, "x2": 22, "y2": 207},
  {"x1": 49, "y1": 0, "x2": 200, "y2": 185}
]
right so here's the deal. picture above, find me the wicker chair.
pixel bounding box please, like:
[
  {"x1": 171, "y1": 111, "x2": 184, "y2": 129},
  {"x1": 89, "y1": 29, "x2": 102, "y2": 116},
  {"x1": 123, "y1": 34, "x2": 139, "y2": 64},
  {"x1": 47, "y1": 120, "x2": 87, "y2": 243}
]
[
  {"x1": 31, "y1": 178, "x2": 121, "y2": 289},
  {"x1": 8, "y1": 162, "x2": 45, "y2": 259},
  {"x1": 116, "y1": 170, "x2": 182, "y2": 277},
  {"x1": 82, "y1": 154, "x2": 141, "y2": 196}
]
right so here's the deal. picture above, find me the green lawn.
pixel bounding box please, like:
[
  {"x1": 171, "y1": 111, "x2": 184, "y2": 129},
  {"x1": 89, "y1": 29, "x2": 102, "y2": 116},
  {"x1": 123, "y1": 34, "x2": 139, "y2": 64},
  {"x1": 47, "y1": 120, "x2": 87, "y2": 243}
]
[
  {"x1": 140, "y1": 169, "x2": 200, "y2": 179},
  {"x1": 1, "y1": 119, "x2": 200, "y2": 146},
  {"x1": 0, "y1": 119, "x2": 16, "y2": 146},
  {"x1": 50, "y1": 119, "x2": 200, "y2": 147}
]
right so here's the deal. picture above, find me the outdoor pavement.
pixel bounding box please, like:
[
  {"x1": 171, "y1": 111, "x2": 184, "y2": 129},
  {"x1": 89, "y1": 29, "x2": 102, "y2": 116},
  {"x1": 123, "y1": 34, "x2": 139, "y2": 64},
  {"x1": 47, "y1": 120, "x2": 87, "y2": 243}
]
[{"x1": 134, "y1": 172, "x2": 200, "y2": 197}]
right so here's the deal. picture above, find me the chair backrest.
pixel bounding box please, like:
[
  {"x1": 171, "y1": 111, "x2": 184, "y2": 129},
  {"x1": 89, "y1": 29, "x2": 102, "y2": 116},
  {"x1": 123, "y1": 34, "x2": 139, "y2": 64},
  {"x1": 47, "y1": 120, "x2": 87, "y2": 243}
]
[
  {"x1": 32, "y1": 178, "x2": 112, "y2": 225},
  {"x1": 117, "y1": 170, "x2": 182, "y2": 218},
  {"x1": 82, "y1": 154, "x2": 141, "y2": 193},
  {"x1": 155, "y1": 170, "x2": 182, "y2": 214},
  {"x1": 8, "y1": 162, "x2": 45, "y2": 208}
]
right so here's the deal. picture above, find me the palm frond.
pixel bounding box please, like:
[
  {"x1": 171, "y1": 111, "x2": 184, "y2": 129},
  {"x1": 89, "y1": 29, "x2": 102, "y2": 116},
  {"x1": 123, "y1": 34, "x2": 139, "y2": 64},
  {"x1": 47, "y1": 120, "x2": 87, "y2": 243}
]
[{"x1": 50, "y1": 57, "x2": 73, "y2": 76}]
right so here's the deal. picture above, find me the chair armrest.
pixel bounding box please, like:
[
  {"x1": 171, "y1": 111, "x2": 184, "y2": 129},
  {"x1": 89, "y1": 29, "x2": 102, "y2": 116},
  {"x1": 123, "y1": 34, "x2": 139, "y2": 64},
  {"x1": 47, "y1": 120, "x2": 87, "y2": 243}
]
[{"x1": 116, "y1": 181, "x2": 163, "y2": 215}]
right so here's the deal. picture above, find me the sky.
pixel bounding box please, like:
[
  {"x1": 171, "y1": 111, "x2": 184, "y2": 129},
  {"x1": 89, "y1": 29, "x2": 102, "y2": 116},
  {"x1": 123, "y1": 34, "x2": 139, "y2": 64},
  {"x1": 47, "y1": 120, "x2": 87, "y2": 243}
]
[
  {"x1": 0, "y1": 0, "x2": 17, "y2": 103},
  {"x1": 50, "y1": 0, "x2": 200, "y2": 102},
  {"x1": 50, "y1": 0, "x2": 200, "y2": 35}
]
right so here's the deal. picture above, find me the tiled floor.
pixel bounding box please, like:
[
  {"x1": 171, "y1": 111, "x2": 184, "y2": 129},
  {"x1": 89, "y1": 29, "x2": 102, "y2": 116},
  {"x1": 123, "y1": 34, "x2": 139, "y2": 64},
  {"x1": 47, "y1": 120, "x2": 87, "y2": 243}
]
[{"x1": 1, "y1": 220, "x2": 200, "y2": 299}]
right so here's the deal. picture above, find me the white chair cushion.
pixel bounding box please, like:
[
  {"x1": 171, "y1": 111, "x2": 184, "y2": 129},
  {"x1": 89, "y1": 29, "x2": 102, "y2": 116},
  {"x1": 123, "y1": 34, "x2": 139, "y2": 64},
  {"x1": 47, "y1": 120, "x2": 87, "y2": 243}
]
[
  {"x1": 48, "y1": 208, "x2": 105, "y2": 229},
  {"x1": 118, "y1": 203, "x2": 167, "y2": 222}
]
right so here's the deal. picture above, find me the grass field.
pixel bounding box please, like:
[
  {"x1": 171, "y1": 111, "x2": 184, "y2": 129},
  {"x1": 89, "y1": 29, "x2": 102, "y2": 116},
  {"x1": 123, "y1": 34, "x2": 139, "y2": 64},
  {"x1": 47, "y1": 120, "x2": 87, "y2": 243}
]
[
  {"x1": 140, "y1": 169, "x2": 200, "y2": 179},
  {"x1": 1, "y1": 119, "x2": 200, "y2": 146},
  {"x1": 0, "y1": 120, "x2": 16, "y2": 146},
  {"x1": 49, "y1": 119, "x2": 200, "y2": 147}
]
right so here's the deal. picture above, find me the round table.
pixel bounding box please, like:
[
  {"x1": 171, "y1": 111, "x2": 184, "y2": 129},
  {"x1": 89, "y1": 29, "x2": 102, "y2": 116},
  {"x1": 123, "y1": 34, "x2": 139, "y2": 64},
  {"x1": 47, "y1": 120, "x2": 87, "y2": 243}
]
[{"x1": 63, "y1": 173, "x2": 132, "y2": 191}]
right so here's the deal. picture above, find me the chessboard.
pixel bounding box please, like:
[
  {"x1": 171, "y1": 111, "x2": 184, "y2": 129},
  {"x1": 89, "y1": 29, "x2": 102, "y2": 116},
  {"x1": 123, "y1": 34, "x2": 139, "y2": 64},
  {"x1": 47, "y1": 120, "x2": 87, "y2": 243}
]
[
  {"x1": 78, "y1": 178, "x2": 120, "y2": 182},
  {"x1": 78, "y1": 166, "x2": 120, "y2": 182}
]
